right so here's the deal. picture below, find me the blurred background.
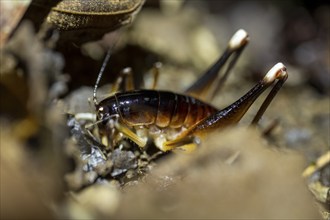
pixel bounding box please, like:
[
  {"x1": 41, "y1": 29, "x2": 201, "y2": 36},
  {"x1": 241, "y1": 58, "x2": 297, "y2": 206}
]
[{"x1": 1, "y1": 0, "x2": 329, "y2": 219}]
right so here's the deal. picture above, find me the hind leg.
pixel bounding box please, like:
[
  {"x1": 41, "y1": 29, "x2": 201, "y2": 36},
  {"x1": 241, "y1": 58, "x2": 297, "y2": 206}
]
[
  {"x1": 185, "y1": 29, "x2": 249, "y2": 101},
  {"x1": 162, "y1": 63, "x2": 288, "y2": 152}
]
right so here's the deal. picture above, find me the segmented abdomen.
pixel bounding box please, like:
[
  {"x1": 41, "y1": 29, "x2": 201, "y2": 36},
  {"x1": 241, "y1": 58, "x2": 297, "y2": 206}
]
[{"x1": 114, "y1": 90, "x2": 217, "y2": 128}]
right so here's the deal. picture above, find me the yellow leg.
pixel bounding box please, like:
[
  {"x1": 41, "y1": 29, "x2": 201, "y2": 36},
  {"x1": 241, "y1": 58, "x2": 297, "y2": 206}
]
[
  {"x1": 114, "y1": 122, "x2": 147, "y2": 148},
  {"x1": 144, "y1": 62, "x2": 162, "y2": 89},
  {"x1": 150, "y1": 62, "x2": 161, "y2": 89},
  {"x1": 174, "y1": 143, "x2": 198, "y2": 154},
  {"x1": 161, "y1": 134, "x2": 198, "y2": 153},
  {"x1": 111, "y1": 67, "x2": 135, "y2": 93}
]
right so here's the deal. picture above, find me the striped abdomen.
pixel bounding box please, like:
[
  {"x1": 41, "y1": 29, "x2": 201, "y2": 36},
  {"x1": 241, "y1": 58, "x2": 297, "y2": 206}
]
[{"x1": 97, "y1": 90, "x2": 217, "y2": 128}]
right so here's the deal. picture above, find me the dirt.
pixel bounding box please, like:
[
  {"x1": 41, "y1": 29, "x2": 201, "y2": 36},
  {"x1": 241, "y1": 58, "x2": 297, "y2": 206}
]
[{"x1": 0, "y1": 0, "x2": 329, "y2": 219}]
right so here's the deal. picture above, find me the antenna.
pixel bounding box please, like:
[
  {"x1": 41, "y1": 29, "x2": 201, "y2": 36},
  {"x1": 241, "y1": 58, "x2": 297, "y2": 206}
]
[{"x1": 93, "y1": 48, "x2": 112, "y2": 106}]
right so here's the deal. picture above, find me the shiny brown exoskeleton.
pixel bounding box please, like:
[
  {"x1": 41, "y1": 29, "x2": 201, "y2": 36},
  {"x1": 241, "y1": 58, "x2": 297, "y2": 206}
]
[
  {"x1": 93, "y1": 29, "x2": 288, "y2": 152},
  {"x1": 97, "y1": 90, "x2": 217, "y2": 128}
]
